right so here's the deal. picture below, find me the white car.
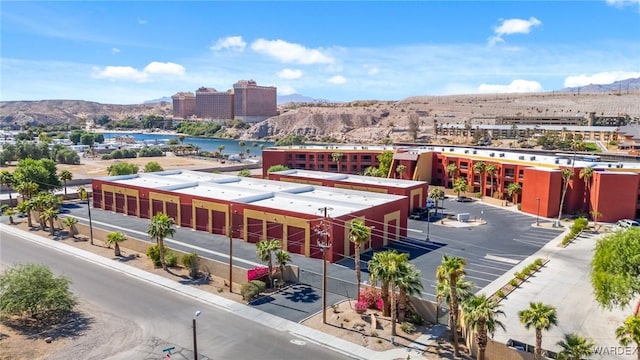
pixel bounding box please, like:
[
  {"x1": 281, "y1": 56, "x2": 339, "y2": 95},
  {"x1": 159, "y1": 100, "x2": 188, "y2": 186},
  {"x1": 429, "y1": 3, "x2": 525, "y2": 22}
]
[
  {"x1": 426, "y1": 198, "x2": 436, "y2": 209},
  {"x1": 615, "y1": 219, "x2": 639, "y2": 231}
]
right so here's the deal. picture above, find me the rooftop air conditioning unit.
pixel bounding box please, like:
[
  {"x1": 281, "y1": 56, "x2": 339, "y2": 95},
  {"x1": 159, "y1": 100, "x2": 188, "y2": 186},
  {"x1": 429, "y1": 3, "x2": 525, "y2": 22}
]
[
  {"x1": 608, "y1": 164, "x2": 612, "y2": 168},
  {"x1": 555, "y1": 159, "x2": 560, "y2": 164},
  {"x1": 567, "y1": 159, "x2": 572, "y2": 165},
  {"x1": 450, "y1": 148, "x2": 455, "y2": 152},
  {"x1": 464, "y1": 150, "x2": 469, "y2": 154},
  {"x1": 617, "y1": 164, "x2": 623, "y2": 168},
  {"x1": 472, "y1": 150, "x2": 477, "y2": 154},
  {"x1": 519, "y1": 156, "x2": 525, "y2": 160},
  {"x1": 530, "y1": 156, "x2": 536, "y2": 161},
  {"x1": 490, "y1": 152, "x2": 495, "y2": 157},
  {"x1": 499, "y1": 153, "x2": 505, "y2": 157}
]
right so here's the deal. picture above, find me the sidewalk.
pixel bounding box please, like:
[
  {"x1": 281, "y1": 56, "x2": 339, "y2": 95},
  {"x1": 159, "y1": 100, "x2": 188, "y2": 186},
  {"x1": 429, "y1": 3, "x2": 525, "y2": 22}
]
[{"x1": 1, "y1": 223, "x2": 445, "y2": 360}]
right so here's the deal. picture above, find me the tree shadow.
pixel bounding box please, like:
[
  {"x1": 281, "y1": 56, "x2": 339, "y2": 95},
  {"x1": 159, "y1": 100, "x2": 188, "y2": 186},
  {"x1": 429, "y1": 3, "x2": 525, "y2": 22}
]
[
  {"x1": 113, "y1": 254, "x2": 137, "y2": 262},
  {"x1": 3, "y1": 310, "x2": 94, "y2": 341},
  {"x1": 280, "y1": 284, "x2": 320, "y2": 303}
]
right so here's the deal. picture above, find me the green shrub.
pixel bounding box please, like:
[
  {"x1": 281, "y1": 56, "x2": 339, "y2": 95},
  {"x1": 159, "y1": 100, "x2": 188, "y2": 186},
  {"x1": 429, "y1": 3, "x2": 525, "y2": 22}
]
[
  {"x1": 526, "y1": 264, "x2": 537, "y2": 273},
  {"x1": 509, "y1": 279, "x2": 519, "y2": 287},
  {"x1": 146, "y1": 245, "x2": 164, "y2": 267},
  {"x1": 400, "y1": 322, "x2": 415, "y2": 334},
  {"x1": 521, "y1": 267, "x2": 531, "y2": 276},
  {"x1": 165, "y1": 251, "x2": 178, "y2": 268},
  {"x1": 408, "y1": 311, "x2": 424, "y2": 325},
  {"x1": 515, "y1": 271, "x2": 526, "y2": 280},
  {"x1": 496, "y1": 290, "x2": 505, "y2": 298},
  {"x1": 240, "y1": 280, "x2": 267, "y2": 301},
  {"x1": 517, "y1": 204, "x2": 522, "y2": 211},
  {"x1": 181, "y1": 252, "x2": 200, "y2": 278},
  {"x1": 534, "y1": 258, "x2": 544, "y2": 267}
]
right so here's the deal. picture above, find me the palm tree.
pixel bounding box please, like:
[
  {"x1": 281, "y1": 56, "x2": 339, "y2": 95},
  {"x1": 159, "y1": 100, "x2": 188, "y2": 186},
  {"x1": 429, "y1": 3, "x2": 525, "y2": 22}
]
[
  {"x1": 429, "y1": 187, "x2": 445, "y2": 216},
  {"x1": 256, "y1": 239, "x2": 281, "y2": 287},
  {"x1": 395, "y1": 164, "x2": 407, "y2": 179},
  {"x1": 42, "y1": 207, "x2": 59, "y2": 236},
  {"x1": 473, "y1": 161, "x2": 486, "y2": 196},
  {"x1": 436, "y1": 255, "x2": 467, "y2": 357},
  {"x1": 0, "y1": 170, "x2": 15, "y2": 207},
  {"x1": 349, "y1": 219, "x2": 371, "y2": 300},
  {"x1": 462, "y1": 294, "x2": 506, "y2": 360},
  {"x1": 579, "y1": 167, "x2": 593, "y2": 213},
  {"x1": 62, "y1": 216, "x2": 79, "y2": 238},
  {"x1": 105, "y1": 231, "x2": 127, "y2": 257},
  {"x1": 58, "y1": 170, "x2": 73, "y2": 199},
  {"x1": 148, "y1": 213, "x2": 176, "y2": 270},
  {"x1": 15, "y1": 180, "x2": 38, "y2": 202},
  {"x1": 558, "y1": 168, "x2": 574, "y2": 223},
  {"x1": 615, "y1": 314, "x2": 640, "y2": 360},
  {"x1": 368, "y1": 250, "x2": 409, "y2": 318},
  {"x1": 486, "y1": 164, "x2": 498, "y2": 198},
  {"x1": 453, "y1": 177, "x2": 467, "y2": 199},
  {"x1": 507, "y1": 182, "x2": 522, "y2": 204},
  {"x1": 218, "y1": 145, "x2": 225, "y2": 160},
  {"x1": 17, "y1": 199, "x2": 34, "y2": 227},
  {"x1": 436, "y1": 276, "x2": 476, "y2": 309},
  {"x1": 275, "y1": 249, "x2": 291, "y2": 284},
  {"x1": 3, "y1": 207, "x2": 17, "y2": 225},
  {"x1": 518, "y1": 302, "x2": 558, "y2": 360},
  {"x1": 396, "y1": 262, "x2": 423, "y2": 322},
  {"x1": 556, "y1": 333, "x2": 595, "y2": 360},
  {"x1": 446, "y1": 163, "x2": 458, "y2": 188},
  {"x1": 331, "y1": 152, "x2": 343, "y2": 173}
]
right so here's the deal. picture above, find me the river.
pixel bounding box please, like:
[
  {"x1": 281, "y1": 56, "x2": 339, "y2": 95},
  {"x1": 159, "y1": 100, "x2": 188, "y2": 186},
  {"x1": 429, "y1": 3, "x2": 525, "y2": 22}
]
[{"x1": 102, "y1": 132, "x2": 275, "y2": 156}]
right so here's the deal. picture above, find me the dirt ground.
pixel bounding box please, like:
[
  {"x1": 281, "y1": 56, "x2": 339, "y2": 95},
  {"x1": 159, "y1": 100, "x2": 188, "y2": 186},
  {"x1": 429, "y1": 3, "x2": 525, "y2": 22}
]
[{"x1": 1, "y1": 219, "x2": 467, "y2": 359}]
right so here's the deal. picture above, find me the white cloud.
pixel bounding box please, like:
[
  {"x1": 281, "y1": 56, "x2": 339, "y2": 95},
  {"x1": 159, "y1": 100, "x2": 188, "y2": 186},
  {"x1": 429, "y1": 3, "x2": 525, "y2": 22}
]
[
  {"x1": 251, "y1": 39, "x2": 334, "y2": 64},
  {"x1": 564, "y1": 71, "x2": 640, "y2": 87},
  {"x1": 364, "y1": 65, "x2": 379, "y2": 75},
  {"x1": 606, "y1": 0, "x2": 640, "y2": 8},
  {"x1": 277, "y1": 68, "x2": 303, "y2": 79},
  {"x1": 92, "y1": 61, "x2": 185, "y2": 82},
  {"x1": 488, "y1": 17, "x2": 542, "y2": 46},
  {"x1": 210, "y1": 36, "x2": 246, "y2": 51},
  {"x1": 112, "y1": 48, "x2": 120, "y2": 54},
  {"x1": 138, "y1": 18, "x2": 148, "y2": 25},
  {"x1": 143, "y1": 61, "x2": 185, "y2": 75},
  {"x1": 278, "y1": 85, "x2": 297, "y2": 95},
  {"x1": 477, "y1": 79, "x2": 543, "y2": 93},
  {"x1": 327, "y1": 75, "x2": 346, "y2": 84}
]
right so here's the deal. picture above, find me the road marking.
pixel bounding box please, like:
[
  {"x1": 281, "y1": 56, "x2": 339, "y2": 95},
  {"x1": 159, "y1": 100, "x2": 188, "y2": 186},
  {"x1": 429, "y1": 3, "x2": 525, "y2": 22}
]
[
  {"x1": 484, "y1": 254, "x2": 519, "y2": 265},
  {"x1": 408, "y1": 228, "x2": 424, "y2": 233},
  {"x1": 68, "y1": 216, "x2": 262, "y2": 267}
]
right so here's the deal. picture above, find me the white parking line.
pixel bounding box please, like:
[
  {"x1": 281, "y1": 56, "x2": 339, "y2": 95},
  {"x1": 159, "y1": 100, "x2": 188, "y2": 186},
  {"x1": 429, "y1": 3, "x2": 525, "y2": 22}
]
[{"x1": 484, "y1": 254, "x2": 520, "y2": 264}]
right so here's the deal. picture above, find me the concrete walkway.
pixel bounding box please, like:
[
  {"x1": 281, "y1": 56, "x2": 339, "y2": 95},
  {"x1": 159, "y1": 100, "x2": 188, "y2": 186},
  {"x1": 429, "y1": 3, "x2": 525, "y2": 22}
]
[{"x1": 1, "y1": 223, "x2": 446, "y2": 360}]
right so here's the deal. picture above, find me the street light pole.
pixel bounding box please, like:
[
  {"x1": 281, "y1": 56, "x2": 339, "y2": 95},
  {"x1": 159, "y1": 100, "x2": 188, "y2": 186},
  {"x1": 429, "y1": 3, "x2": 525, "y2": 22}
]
[
  {"x1": 536, "y1": 197, "x2": 540, "y2": 226},
  {"x1": 193, "y1": 310, "x2": 201, "y2": 360},
  {"x1": 426, "y1": 210, "x2": 431, "y2": 242},
  {"x1": 228, "y1": 204, "x2": 234, "y2": 292},
  {"x1": 316, "y1": 206, "x2": 332, "y2": 325}
]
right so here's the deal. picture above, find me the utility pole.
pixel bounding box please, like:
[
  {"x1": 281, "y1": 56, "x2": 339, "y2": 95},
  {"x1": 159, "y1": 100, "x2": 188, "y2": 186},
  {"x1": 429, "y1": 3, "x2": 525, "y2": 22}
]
[
  {"x1": 316, "y1": 206, "x2": 333, "y2": 324},
  {"x1": 228, "y1": 204, "x2": 234, "y2": 292}
]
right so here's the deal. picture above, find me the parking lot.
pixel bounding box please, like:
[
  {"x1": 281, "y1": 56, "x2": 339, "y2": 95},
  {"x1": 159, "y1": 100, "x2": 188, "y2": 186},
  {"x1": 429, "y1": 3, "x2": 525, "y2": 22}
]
[{"x1": 344, "y1": 197, "x2": 564, "y2": 302}]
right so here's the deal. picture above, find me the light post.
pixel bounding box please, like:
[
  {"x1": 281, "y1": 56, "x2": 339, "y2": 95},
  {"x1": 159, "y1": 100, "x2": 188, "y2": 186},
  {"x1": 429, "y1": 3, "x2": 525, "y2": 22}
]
[
  {"x1": 193, "y1": 310, "x2": 202, "y2": 360},
  {"x1": 536, "y1": 197, "x2": 540, "y2": 226},
  {"x1": 426, "y1": 209, "x2": 431, "y2": 242},
  {"x1": 316, "y1": 207, "x2": 333, "y2": 325},
  {"x1": 79, "y1": 187, "x2": 94, "y2": 245},
  {"x1": 228, "y1": 204, "x2": 234, "y2": 292}
]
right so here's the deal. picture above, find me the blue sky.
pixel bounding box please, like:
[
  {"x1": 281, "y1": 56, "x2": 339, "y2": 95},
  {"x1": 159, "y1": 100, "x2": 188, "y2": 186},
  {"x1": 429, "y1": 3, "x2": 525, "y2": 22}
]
[{"x1": 1, "y1": 1, "x2": 639, "y2": 104}]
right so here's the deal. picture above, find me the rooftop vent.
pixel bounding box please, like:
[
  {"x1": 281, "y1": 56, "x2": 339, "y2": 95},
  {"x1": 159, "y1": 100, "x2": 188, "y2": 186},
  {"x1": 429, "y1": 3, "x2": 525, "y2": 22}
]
[
  {"x1": 464, "y1": 150, "x2": 469, "y2": 154},
  {"x1": 555, "y1": 159, "x2": 560, "y2": 164},
  {"x1": 519, "y1": 156, "x2": 525, "y2": 160},
  {"x1": 530, "y1": 156, "x2": 536, "y2": 161},
  {"x1": 472, "y1": 150, "x2": 477, "y2": 154},
  {"x1": 490, "y1": 152, "x2": 495, "y2": 157},
  {"x1": 449, "y1": 148, "x2": 455, "y2": 152},
  {"x1": 499, "y1": 153, "x2": 505, "y2": 157}
]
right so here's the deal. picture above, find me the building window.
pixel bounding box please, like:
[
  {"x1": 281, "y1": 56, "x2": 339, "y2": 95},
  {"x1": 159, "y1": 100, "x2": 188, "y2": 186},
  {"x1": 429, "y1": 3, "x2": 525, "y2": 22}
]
[
  {"x1": 437, "y1": 168, "x2": 443, "y2": 174},
  {"x1": 437, "y1": 159, "x2": 443, "y2": 164},
  {"x1": 504, "y1": 169, "x2": 515, "y2": 178},
  {"x1": 318, "y1": 155, "x2": 325, "y2": 161},
  {"x1": 362, "y1": 155, "x2": 372, "y2": 162}
]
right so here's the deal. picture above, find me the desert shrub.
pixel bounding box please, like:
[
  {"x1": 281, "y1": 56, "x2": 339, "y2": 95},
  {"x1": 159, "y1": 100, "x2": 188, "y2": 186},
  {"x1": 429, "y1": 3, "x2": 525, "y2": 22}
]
[
  {"x1": 509, "y1": 279, "x2": 519, "y2": 287},
  {"x1": 240, "y1": 280, "x2": 266, "y2": 301},
  {"x1": 521, "y1": 267, "x2": 531, "y2": 276},
  {"x1": 359, "y1": 287, "x2": 382, "y2": 309},
  {"x1": 165, "y1": 251, "x2": 178, "y2": 267},
  {"x1": 534, "y1": 258, "x2": 544, "y2": 268},
  {"x1": 355, "y1": 300, "x2": 368, "y2": 314},
  {"x1": 526, "y1": 264, "x2": 537, "y2": 273},
  {"x1": 407, "y1": 311, "x2": 424, "y2": 325},
  {"x1": 401, "y1": 322, "x2": 416, "y2": 334},
  {"x1": 181, "y1": 252, "x2": 200, "y2": 278},
  {"x1": 496, "y1": 290, "x2": 505, "y2": 298},
  {"x1": 146, "y1": 245, "x2": 163, "y2": 267},
  {"x1": 572, "y1": 217, "x2": 589, "y2": 233},
  {"x1": 515, "y1": 271, "x2": 526, "y2": 280}
]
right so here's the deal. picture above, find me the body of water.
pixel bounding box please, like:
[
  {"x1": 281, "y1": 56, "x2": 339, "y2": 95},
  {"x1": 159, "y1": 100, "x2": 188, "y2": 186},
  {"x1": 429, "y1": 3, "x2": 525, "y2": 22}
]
[{"x1": 102, "y1": 132, "x2": 274, "y2": 156}]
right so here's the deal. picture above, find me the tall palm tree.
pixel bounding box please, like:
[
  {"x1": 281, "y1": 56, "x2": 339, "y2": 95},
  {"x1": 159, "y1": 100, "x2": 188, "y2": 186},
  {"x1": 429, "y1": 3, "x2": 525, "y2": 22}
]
[
  {"x1": 518, "y1": 302, "x2": 558, "y2": 360},
  {"x1": 62, "y1": 216, "x2": 79, "y2": 238},
  {"x1": 615, "y1": 314, "x2": 640, "y2": 360},
  {"x1": 3, "y1": 206, "x2": 17, "y2": 225},
  {"x1": 436, "y1": 276, "x2": 476, "y2": 309},
  {"x1": 436, "y1": 255, "x2": 467, "y2": 357},
  {"x1": 368, "y1": 249, "x2": 408, "y2": 336},
  {"x1": 58, "y1": 170, "x2": 73, "y2": 199},
  {"x1": 507, "y1": 182, "x2": 522, "y2": 204},
  {"x1": 42, "y1": 207, "x2": 59, "y2": 236},
  {"x1": 473, "y1": 161, "x2": 486, "y2": 195},
  {"x1": 0, "y1": 170, "x2": 15, "y2": 207},
  {"x1": 446, "y1": 163, "x2": 458, "y2": 188},
  {"x1": 17, "y1": 199, "x2": 34, "y2": 227},
  {"x1": 218, "y1": 145, "x2": 225, "y2": 160},
  {"x1": 579, "y1": 167, "x2": 594, "y2": 214},
  {"x1": 368, "y1": 250, "x2": 409, "y2": 317},
  {"x1": 556, "y1": 333, "x2": 595, "y2": 360},
  {"x1": 462, "y1": 294, "x2": 506, "y2": 360},
  {"x1": 486, "y1": 164, "x2": 498, "y2": 198},
  {"x1": 148, "y1": 213, "x2": 176, "y2": 270},
  {"x1": 15, "y1": 180, "x2": 38, "y2": 202},
  {"x1": 453, "y1": 177, "x2": 467, "y2": 199},
  {"x1": 256, "y1": 239, "x2": 281, "y2": 287},
  {"x1": 349, "y1": 219, "x2": 371, "y2": 300},
  {"x1": 396, "y1": 262, "x2": 423, "y2": 322},
  {"x1": 105, "y1": 231, "x2": 127, "y2": 257},
  {"x1": 331, "y1": 152, "x2": 343, "y2": 173},
  {"x1": 558, "y1": 168, "x2": 574, "y2": 222},
  {"x1": 396, "y1": 164, "x2": 407, "y2": 179},
  {"x1": 275, "y1": 249, "x2": 291, "y2": 284},
  {"x1": 429, "y1": 187, "x2": 445, "y2": 216}
]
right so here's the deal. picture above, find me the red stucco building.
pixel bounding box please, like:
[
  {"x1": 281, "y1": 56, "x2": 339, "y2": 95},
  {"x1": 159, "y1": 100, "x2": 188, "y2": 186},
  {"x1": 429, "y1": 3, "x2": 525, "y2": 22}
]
[{"x1": 91, "y1": 170, "x2": 408, "y2": 262}]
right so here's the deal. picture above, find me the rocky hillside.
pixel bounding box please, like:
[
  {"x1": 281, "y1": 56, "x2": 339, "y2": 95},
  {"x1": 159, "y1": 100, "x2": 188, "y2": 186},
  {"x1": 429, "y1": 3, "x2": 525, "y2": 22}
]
[{"x1": 0, "y1": 100, "x2": 172, "y2": 126}]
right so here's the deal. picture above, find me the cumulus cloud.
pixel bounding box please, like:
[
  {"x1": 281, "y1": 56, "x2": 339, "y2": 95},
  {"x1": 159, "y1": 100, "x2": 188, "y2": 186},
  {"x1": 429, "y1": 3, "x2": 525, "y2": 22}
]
[
  {"x1": 277, "y1": 68, "x2": 303, "y2": 79},
  {"x1": 364, "y1": 64, "x2": 380, "y2": 75},
  {"x1": 112, "y1": 48, "x2": 120, "y2": 54},
  {"x1": 92, "y1": 61, "x2": 185, "y2": 82},
  {"x1": 278, "y1": 85, "x2": 297, "y2": 95},
  {"x1": 327, "y1": 75, "x2": 346, "y2": 84},
  {"x1": 564, "y1": 71, "x2": 640, "y2": 87},
  {"x1": 251, "y1": 39, "x2": 334, "y2": 64},
  {"x1": 138, "y1": 18, "x2": 148, "y2": 25},
  {"x1": 478, "y1": 79, "x2": 543, "y2": 93},
  {"x1": 488, "y1": 17, "x2": 542, "y2": 46},
  {"x1": 605, "y1": 0, "x2": 640, "y2": 8},
  {"x1": 211, "y1": 36, "x2": 247, "y2": 51}
]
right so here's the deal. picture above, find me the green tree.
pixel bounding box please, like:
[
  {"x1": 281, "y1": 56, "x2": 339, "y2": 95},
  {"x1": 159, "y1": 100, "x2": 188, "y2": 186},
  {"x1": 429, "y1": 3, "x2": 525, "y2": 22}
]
[
  {"x1": 507, "y1": 182, "x2": 522, "y2": 203},
  {"x1": 349, "y1": 219, "x2": 371, "y2": 300},
  {"x1": 238, "y1": 169, "x2": 252, "y2": 177},
  {"x1": 377, "y1": 150, "x2": 394, "y2": 178},
  {"x1": 367, "y1": 249, "x2": 408, "y2": 336},
  {"x1": 452, "y1": 177, "x2": 467, "y2": 199},
  {"x1": 558, "y1": 168, "x2": 574, "y2": 222},
  {"x1": 267, "y1": 164, "x2": 289, "y2": 174},
  {"x1": 58, "y1": 169, "x2": 73, "y2": 198},
  {"x1": 429, "y1": 187, "x2": 445, "y2": 216},
  {"x1": 396, "y1": 262, "x2": 423, "y2": 323},
  {"x1": 395, "y1": 164, "x2": 407, "y2": 179},
  {"x1": 0, "y1": 264, "x2": 76, "y2": 323},
  {"x1": 275, "y1": 249, "x2": 292, "y2": 284},
  {"x1": 256, "y1": 239, "x2": 281, "y2": 287},
  {"x1": 579, "y1": 167, "x2": 594, "y2": 214},
  {"x1": 105, "y1": 231, "x2": 127, "y2": 257},
  {"x1": 363, "y1": 166, "x2": 380, "y2": 177},
  {"x1": 556, "y1": 333, "x2": 595, "y2": 360},
  {"x1": 615, "y1": 315, "x2": 640, "y2": 360},
  {"x1": 14, "y1": 158, "x2": 60, "y2": 191},
  {"x1": 0, "y1": 170, "x2": 15, "y2": 206},
  {"x1": 518, "y1": 302, "x2": 558, "y2": 360},
  {"x1": 446, "y1": 163, "x2": 458, "y2": 188},
  {"x1": 591, "y1": 228, "x2": 640, "y2": 309},
  {"x1": 473, "y1": 161, "x2": 486, "y2": 195},
  {"x1": 485, "y1": 163, "x2": 498, "y2": 198},
  {"x1": 436, "y1": 255, "x2": 467, "y2": 356},
  {"x1": 218, "y1": 145, "x2": 225, "y2": 160},
  {"x1": 3, "y1": 206, "x2": 17, "y2": 225},
  {"x1": 144, "y1": 161, "x2": 164, "y2": 173},
  {"x1": 107, "y1": 162, "x2": 139, "y2": 176},
  {"x1": 62, "y1": 216, "x2": 78, "y2": 238},
  {"x1": 462, "y1": 294, "x2": 506, "y2": 360},
  {"x1": 17, "y1": 199, "x2": 35, "y2": 228},
  {"x1": 42, "y1": 207, "x2": 59, "y2": 236},
  {"x1": 331, "y1": 152, "x2": 343, "y2": 173},
  {"x1": 148, "y1": 213, "x2": 176, "y2": 270}
]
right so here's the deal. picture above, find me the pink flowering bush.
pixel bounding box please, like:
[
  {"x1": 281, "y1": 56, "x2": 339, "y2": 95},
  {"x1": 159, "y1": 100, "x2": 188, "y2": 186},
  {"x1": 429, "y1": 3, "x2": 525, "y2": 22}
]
[
  {"x1": 355, "y1": 300, "x2": 368, "y2": 314},
  {"x1": 247, "y1": 266, "x2": 269, "y2": 281},
  {"x1": 359, "y1": 287, "x2": 383, "y2": 310}
]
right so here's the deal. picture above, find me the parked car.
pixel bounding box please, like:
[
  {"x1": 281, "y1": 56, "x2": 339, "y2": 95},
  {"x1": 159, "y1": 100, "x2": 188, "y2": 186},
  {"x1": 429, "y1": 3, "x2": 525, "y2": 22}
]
[
  {"x1": 455, "y1": 196, "x2": 474, "y2": 203},
  {"x1": 426, "y1": 198, "x2": 436, "y2": 209},
  {"x1": 615, "y1": 219, "x2": 639, "y2": 230}
]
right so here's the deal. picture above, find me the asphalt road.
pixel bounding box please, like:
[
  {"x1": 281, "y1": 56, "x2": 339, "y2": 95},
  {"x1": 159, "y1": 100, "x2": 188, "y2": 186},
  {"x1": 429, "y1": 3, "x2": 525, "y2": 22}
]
[{"x1": 0, "y1": 231, "x2": 352, "y2": 360}]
